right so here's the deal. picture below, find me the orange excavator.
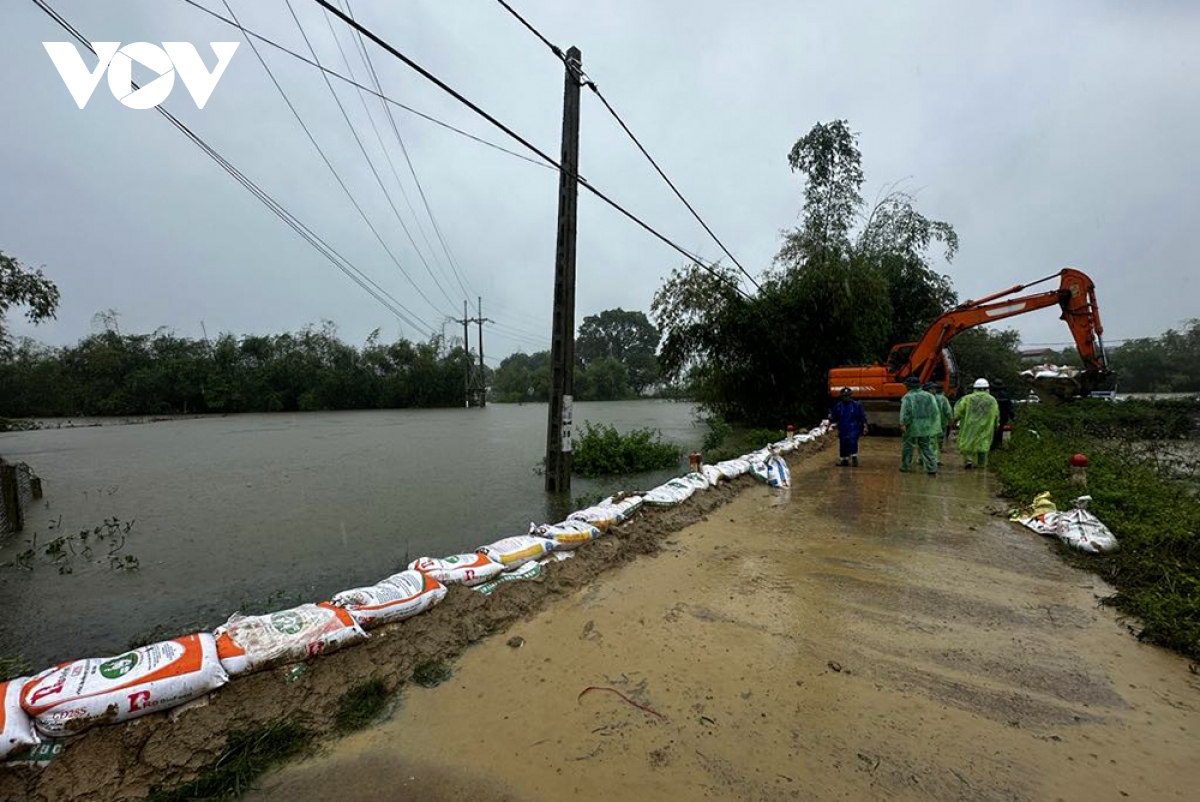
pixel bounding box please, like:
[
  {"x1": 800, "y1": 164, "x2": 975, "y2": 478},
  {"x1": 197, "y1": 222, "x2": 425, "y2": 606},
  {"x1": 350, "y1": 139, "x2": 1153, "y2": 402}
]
[{"x1": 827, "y1": 268, "x2": 1109, "y2": 426}]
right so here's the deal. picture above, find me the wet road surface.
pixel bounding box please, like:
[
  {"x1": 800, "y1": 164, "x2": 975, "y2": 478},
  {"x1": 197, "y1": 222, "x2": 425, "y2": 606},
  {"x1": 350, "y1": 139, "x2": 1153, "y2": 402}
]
[{"x1": 248, "y1": 438, "x2": 1200, "y2": 801}]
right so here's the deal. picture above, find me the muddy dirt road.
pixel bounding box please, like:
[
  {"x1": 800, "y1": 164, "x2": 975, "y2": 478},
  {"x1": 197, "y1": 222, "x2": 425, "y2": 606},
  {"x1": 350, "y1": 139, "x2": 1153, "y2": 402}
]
[{"x1": 250, "y1": 439, "x2": 1200, "y2": 802}]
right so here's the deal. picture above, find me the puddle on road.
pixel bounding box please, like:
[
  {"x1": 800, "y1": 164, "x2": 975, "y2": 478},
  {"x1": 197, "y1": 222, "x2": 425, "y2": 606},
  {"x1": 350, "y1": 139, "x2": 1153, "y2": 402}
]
[{"x1": 250, "y1": 440, "x2": 1200, "y2": 802}]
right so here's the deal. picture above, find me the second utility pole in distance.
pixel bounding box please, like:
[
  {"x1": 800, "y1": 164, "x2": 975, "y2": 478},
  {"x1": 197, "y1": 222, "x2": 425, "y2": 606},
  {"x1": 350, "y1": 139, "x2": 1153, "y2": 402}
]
[{"x1": 545, "y1": 46, "x2": 582, "y2": 493}]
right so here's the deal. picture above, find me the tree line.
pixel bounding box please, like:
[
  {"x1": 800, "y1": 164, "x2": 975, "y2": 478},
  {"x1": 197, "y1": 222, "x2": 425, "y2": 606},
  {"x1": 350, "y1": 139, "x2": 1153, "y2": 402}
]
[{"x1": 0, "y1": 320, "x2": 476, "y2": 417}]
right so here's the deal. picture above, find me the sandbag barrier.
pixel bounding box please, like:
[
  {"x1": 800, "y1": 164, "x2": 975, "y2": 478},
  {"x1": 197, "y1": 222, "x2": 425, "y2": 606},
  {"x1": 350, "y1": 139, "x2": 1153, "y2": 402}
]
[{"x1": 0, "y1": 423, "x2": 831, "y2": 764}]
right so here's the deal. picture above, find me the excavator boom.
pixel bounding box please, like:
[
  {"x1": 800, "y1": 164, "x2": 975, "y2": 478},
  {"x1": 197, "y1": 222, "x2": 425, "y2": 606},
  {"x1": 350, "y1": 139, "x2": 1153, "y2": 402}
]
[
  {"x1": 901, "y1": 268, "x2": 1107, "y2": 383},
  {"x1": 828, "y1": 268, "x2": 1108, "y2": 426}
]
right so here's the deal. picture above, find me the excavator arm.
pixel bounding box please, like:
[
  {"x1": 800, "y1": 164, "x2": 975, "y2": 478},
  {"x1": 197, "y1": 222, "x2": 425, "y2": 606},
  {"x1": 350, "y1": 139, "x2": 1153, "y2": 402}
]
[{"x1": 897, "y1": 268, "x2": 1107, "y2": 384}]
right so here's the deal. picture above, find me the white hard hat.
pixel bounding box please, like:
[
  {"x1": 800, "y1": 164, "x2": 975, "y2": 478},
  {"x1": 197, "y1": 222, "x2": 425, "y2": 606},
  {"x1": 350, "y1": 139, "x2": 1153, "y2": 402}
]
[{"x1": 973, "y1": 378, "x2": 990, "y2": 389}]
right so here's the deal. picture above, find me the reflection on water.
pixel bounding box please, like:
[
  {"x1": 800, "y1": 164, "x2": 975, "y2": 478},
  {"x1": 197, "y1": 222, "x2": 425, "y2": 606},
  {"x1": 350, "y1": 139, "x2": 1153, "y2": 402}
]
[{"x1": 0, "y1": 401, "x2": 699, "y2": 666}]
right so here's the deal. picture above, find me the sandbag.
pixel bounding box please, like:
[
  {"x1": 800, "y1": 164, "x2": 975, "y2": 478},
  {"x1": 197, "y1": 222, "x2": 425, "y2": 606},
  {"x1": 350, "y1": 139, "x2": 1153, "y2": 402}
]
[
  {"x1": 714, "y1": 459, "x2": 750, "y2": 480},
  {"x1": 681, "y1": 472, "x2": 711, "y2": 491},
  {"x1": 1, "y1": 679, "x2": 39, "y2": 759},
  {"x1": 533, "y1": 520, "x2": 601, "y2": 550},
  {"x1": 409, "y1": 553, "x2": 503, "y2": 587},
  {"x1": 472, "y1": 559, "x2": 544, "y2": 595},
  {"x1": 1010, "y1": 491, "x2": 1058, "y2": 535},
  {"x1": 477, "y1": 535, "x2": 554, "y2": 568},
  {"x1": 599, "y1": 494, "x2": 643, "y2": 520},
  {"x1": 20, "y1": 634, "x2": 227, "y2": 737},
  {"x1": 644, "y1": 478, "x2": 695, "y2": 506},
  {"x1": 567, "y1": 506, "x2": 621, "y2": 532},
  {"x1": 333, "y1": 570, "x2": 447, "y2": 628},
  {"x1": 214, "y1": 603, "x2": 366, "y2": 676},
  {"x1": 701, "y1": 465, "x2": 723, "y2": 486},
  {"x1": 1055, "y1": 496, "x2": 1118, "y2": 554},
  {"x1": 767, "y1": 455, "x2": 791, "y2": 488}
]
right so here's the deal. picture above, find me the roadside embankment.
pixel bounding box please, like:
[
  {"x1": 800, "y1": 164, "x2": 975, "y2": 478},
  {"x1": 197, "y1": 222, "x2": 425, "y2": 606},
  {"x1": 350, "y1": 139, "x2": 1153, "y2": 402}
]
[
  {"x1": 992, "y1": 398, "x2": 1200, "y2": 661},
  {"x1": 0, "y1": 434, "x2": 830, "y2": 802}
]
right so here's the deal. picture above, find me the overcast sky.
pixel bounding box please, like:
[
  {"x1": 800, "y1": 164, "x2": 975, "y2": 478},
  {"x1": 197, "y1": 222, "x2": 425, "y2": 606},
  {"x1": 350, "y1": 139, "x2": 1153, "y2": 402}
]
[{"x1": 2, "y1": 0, "x2": 1197, "y2": 362}]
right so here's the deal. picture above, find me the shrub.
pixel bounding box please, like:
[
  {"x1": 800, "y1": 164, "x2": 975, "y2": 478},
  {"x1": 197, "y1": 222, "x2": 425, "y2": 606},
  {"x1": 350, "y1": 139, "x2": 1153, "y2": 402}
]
[{"x1": 572, "y1": 422, "x2": 681, "y2": 477}]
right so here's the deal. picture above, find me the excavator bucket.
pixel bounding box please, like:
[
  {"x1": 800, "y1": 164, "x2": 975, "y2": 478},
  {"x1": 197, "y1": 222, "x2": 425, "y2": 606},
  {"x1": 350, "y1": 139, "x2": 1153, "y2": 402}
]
[{"x1": 1020, "y1": 366, "x2": 1111, "y2": 403}]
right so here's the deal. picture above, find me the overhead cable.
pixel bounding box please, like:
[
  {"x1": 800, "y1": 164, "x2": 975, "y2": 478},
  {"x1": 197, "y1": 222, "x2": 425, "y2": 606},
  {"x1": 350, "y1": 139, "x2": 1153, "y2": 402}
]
[
  {"x1": 30, "y1": 0, "x2": 436, "y2": 336},
  {"x1": 179, "y1": 0, "x2": 554, "y2": 170},
  {"x1": 489, "y1": 0, "x2": 761, "y2": 292},
  {"x1": 313, "y1": 0, "x2": 751, "y2": 301}
]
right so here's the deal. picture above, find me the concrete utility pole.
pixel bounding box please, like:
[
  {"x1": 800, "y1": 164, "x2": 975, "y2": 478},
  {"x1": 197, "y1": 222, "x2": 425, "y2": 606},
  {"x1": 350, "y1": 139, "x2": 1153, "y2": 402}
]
[{"x1": 545, "y1": 46, "x2": 582, "y2": 493}]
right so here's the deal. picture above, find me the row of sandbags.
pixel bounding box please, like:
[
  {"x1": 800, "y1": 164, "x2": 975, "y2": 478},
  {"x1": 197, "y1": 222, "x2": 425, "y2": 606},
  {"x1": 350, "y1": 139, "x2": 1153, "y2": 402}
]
[{"x1": 2, "y1": 425, "x2": 828, "y2": 760}]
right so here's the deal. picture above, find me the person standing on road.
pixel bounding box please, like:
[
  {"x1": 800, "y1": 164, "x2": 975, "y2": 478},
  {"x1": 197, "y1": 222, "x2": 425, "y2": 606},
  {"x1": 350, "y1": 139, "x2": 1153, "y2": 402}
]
[
  {"x1": 990, "y1": 379, "x2": 1015, "y2": 451},
  {"x1": 925, "y1": 382, "x2": 953, "y2": 466},
  {"x1": 829, "y1": 387, "x2": 868, "y2": 467},
  {"x1": 900, "y1": 376, "x2": 940, "y2": 476},
  {"x1": 955, "y1": 378, "x2": 1000, "y2": 468}
]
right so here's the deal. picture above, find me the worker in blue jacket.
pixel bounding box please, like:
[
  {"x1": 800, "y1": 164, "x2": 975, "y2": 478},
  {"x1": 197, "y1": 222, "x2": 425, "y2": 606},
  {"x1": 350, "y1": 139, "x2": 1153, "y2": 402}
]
[{"x1": 829, "y1": 387, "x2": 868, "y2": 467}]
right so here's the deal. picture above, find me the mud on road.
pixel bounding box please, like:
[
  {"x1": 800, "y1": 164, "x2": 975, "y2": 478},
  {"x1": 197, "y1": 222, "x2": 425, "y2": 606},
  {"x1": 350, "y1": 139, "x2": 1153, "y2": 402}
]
[
  {"x1": 250, "y1": 439, "x2": 1200, "y2": 802},
  {"x1": 0, "y1": 438, "x2": 820, "y2": 802}
]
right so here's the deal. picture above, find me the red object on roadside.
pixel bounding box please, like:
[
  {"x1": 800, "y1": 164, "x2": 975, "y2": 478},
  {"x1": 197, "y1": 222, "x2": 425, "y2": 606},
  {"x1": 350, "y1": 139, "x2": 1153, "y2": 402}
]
[
  {"x1": 1069, "y1": 453, "x2": 1089, "y2": 468},
  {"x1": 786, "y1": 424, "x2": 795, "y2": 439}
]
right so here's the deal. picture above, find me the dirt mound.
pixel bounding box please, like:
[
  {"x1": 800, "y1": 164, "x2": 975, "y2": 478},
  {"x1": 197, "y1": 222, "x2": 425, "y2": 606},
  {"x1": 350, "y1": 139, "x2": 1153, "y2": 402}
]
[{"x1": 0, "y1": 438, "x2": 828, "y2": 802}]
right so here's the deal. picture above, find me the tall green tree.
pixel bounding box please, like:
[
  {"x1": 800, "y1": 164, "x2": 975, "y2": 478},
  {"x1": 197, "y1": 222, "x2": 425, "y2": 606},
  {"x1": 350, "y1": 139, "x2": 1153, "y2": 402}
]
[
  {"x1": 654, "y1": 120, "x2": 960, "y2": 424},
  {"x1": 575, "y1": 308, "x2": 661, "y2": 394},
  {"x1": 0, "y1": 252, "x2": 60, "y2": 356},
  {"x1": 951, "y1": 328, "x2": 1025, "y2": 391}
]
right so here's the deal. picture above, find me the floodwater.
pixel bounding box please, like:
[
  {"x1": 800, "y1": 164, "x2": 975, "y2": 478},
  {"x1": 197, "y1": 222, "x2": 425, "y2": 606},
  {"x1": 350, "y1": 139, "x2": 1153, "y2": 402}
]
[
  {"x1": 0, "y1": 401, "x2": 700, "y2": 667},
  {"x1": 251, "y1": 438, "x2": 1200, "y2": 802}
]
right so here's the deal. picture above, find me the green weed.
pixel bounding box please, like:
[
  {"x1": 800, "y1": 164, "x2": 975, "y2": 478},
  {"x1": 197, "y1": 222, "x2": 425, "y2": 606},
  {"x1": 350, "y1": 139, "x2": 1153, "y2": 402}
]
[
  {"x1": 145, "y1": 717, "x2": 314, "y2": 802},
  {"x1": 334, "y1": 678, "x2": 392, "y2": 733},
  {"x1": 0, "y1": 653, "x2": 31, "y2": 682},
  {"x1": 412, "y1": 660, "x2": 452, "y2": 689}
]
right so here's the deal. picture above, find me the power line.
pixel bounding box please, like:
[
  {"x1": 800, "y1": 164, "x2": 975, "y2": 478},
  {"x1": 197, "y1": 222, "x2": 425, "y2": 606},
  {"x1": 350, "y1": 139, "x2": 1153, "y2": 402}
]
[
  {"x1": 217, "y1": 0, "x2": 446, "y2": 324},
  {"x1": 283, "y1": 0, "x2": 458, "y2": 315},
  {"x1": 585, "y1": 84, "x2": 761, "y2": 291},
  {"x1": 313, "y1": 0, "x2": 752, "y2": 301},
  {"x1": 489, "y1": 0, "x2": 762, "y2": 292},
  {"x1": 321, "y1": 3, "x2": 464, "y2": 308},
  {"x1": 180, "y1": 0, "x2": 555, "y2": 170},
  {"x1": 29, "y1": 0, "x2": 436, "y2": 337},
  {"x1": 492, "y1": 0, "x2": 563, "y2": 59},
  {"x1": 342, "y1": 0, "x2": 476, "y2": 302}
]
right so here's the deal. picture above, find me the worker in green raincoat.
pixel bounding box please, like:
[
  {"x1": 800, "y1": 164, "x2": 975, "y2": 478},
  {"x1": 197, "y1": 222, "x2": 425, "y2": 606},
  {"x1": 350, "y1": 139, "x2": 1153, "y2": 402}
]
[
  {"x1": 900, "y1": 376, "x2": 940, "y2": 476},
  {"x1": 954, "y1": 378, "x2": 1000, "y2": 468},
  {"x1": 925, "y1": 382, "x2": 953, "y2": 466}
]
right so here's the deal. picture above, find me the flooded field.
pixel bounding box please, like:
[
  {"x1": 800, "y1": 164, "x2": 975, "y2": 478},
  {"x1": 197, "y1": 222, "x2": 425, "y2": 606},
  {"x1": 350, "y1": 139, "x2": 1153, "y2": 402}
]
[{"x1": 0, "y1": 401, "x2": 700, "y2": 667}]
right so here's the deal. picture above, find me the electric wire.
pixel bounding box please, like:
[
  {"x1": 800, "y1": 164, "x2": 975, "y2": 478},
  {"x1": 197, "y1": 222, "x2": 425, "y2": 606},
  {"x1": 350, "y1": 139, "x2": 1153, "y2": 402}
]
[
  {"x1": 283, "y1": 0, "x2": 457, "y2": 315},
  {"x1": 29, "y1": 0, "x2": 436, "y2": 336},
  {"x1": 344, "y1": 0, "x2": 476, "y2": 302},
  {"x1": 179, "y1": 0, "x2": 556, "y2": 171},
  {"x1": 312, "y1": 0, "x2": 752, "y2": 301},
  {"x1": 217, "y1": 0, "x2": 448, "y2": 324},
  {"x1": 318, "y1": 3, "x2": 462, "y2": 309},
  {"x1": 489, "y1": 0, "x2": 762, "y2": 292}
]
